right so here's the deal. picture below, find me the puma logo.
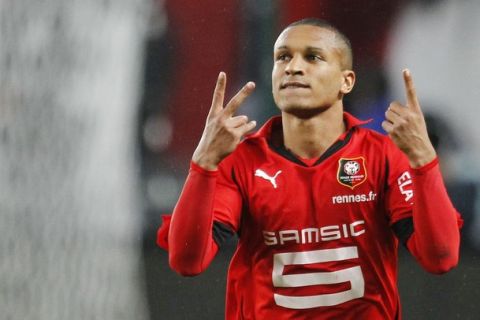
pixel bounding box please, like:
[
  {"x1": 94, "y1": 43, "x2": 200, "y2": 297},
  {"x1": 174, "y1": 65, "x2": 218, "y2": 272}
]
[{"x1": 255, "y1": 169, "x2": 282, "y2": 189}]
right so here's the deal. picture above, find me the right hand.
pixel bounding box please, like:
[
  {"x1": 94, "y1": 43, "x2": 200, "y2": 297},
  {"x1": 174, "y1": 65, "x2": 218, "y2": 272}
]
[{"x1": 192, "y1": 72, "x2": 257, "y2": 170}]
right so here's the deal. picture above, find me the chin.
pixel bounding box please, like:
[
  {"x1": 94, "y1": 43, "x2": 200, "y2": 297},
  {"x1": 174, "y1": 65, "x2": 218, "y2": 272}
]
[{"x1": 279, "y1": 103, "x2": 329, "y2": 119}]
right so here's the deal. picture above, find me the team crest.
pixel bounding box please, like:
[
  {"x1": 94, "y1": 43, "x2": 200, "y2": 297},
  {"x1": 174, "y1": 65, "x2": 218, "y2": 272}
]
[{"x1": 337, "y1": 157, "x2": 367, "y2": 189}]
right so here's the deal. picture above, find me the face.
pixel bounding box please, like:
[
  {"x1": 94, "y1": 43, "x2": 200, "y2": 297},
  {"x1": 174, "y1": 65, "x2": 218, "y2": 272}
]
[{"x1": 272, "y1": 25, "x2": 354, "y2": 115}]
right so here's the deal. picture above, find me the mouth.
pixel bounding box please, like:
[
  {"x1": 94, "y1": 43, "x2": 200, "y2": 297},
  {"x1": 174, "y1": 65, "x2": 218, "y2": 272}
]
[{"x1": 280, "y1": 82, "x2": 310, "y2": 90}]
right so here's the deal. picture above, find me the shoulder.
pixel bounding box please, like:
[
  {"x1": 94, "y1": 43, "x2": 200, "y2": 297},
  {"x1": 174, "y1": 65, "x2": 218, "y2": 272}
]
[
  {"x1": 232, "y1": 133, "x2": 269, "y2": 162},
  {"x1": 218, "y1": 130, "x2": 269, "y2": 172},
  {"x1": 357, "y1": 128, "x2": 411, "y2": 175},
  {"x1": 355, "y1": 127, "x2": 388, "y2": 144},
  {"x1": 354, "y1": 127, "x2": 403, "y2": 155},
  {"x1": 351, "y1": 127, "x2": 391, "y2": 157}
]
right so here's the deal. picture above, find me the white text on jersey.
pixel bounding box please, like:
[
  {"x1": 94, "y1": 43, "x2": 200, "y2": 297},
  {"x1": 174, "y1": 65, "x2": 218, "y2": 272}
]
[
  {"x1": 398, "y1": 171, "x2": 413, "y2": 202},
  {"x1": 263, "y1": 220, "x2": 365, "y2": 246},
  {"x1": 332, "y1": 191, "x2": 377, "y2": 204}
]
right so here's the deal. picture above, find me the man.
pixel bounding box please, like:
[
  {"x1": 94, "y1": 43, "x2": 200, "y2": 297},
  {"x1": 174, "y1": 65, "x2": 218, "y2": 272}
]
[{"x1": 157, "y1": 18, "x2": 462, "y2": 319}]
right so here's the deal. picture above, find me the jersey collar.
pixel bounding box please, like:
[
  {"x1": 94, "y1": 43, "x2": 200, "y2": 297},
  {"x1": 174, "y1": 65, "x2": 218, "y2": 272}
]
[
  {"x1": 245, "y1": 112, "x2": 371, "y2": 167},
  {"x1": 248, "y1": 112, "x2": 371, "y2": 140},
  {"x1": 344, "y1": 112, "x2": 372, "y2": 130}
]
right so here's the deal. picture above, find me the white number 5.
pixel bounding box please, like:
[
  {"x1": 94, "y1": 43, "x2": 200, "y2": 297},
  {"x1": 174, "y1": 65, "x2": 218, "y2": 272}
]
[{"x1": 272, "y1": 246, "x2": 364, "y2": 309}]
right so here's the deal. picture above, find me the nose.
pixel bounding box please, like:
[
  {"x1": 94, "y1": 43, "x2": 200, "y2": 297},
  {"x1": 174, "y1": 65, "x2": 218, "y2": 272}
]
[{"x1": 285, "y1": 54, "x2": 304, "y2": 75}]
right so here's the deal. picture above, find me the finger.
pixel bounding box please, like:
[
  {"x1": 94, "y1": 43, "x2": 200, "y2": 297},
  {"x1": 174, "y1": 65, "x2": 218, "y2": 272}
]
[
  {"x1": 381, "y1": 120, "x2": 393, "y2": 133},
  {"x1": 402, "y1": 69, "x2": 421, "y2": 112},
  {"x1": 226, "y1": 115, "x2": 249, "y2": 128},
  {"x1": 385, "y1": 107, "x2": 403, "y2": 124},
  {"x1": 235, "y1": 120, "x2": 257, "y2": 136},
  {"x1": 223, "y1": 81, "x2": 256, "y2": 117},
  {"x1": 386, "y1": 101, "x2": 405, "y2": 116},
  {"x1": 208, "y1": 72, "x2": 227, "y2": 118}
]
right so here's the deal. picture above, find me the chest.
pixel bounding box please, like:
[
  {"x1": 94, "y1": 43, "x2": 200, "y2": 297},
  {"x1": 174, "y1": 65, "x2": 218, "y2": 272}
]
[{"x1": 240, "y1": 152, "x2": 387, "y2": 237}]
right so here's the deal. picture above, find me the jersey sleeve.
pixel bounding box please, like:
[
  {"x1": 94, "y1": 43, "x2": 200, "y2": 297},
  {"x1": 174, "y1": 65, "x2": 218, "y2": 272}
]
[
  {"x1": 384, "y1": 138, "x2": 462, "y2": 274},
  {"x1": 156, "y1": 153, "x2": 243, "y2": 276},
  {"x1": 405, "y1": 158, "x2": 463, "y2": 273}
]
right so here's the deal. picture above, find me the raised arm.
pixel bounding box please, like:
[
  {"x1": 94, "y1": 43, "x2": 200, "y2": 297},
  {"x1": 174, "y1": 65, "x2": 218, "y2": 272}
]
[
  {"x1": 164, "y1": 72, "x2": 256, "y2": 276},
  {"x1": 383, "y1": 70, "x2": 461, "y2": 274}
]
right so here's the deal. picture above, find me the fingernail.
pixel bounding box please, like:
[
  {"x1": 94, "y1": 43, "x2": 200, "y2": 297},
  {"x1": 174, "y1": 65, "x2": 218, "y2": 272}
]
[
  {"x1": 403, "y1": 68, "x2": 410, "y2": 76},
  {"x1": 247, "y1": 81, "x2": 255, "y2": 89}
]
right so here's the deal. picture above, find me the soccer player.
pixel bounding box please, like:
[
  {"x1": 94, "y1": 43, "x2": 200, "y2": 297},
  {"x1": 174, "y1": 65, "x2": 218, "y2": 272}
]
[{"x1": 157, "y1": 18, "x2": 462, "y2": 319}]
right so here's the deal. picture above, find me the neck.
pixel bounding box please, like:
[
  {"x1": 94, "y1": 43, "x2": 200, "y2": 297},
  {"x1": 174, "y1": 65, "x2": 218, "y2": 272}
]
[{"x1": 281, "y1": 102, "x2": 346, "y2": 159}]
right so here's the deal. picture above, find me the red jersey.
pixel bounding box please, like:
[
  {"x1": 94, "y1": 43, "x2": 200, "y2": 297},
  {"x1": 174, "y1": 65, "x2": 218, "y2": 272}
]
[
  {"x1": 213, "y1": 113, "x2": 411, "y2": 319},
  {"x1": 158, "y1": 112, "x2": 462, "y2": 320}
]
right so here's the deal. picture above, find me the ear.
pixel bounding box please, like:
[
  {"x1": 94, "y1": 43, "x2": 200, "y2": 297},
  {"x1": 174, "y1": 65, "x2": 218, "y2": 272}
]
[{"x1": 340, "y1": 70, "x2": 355, "y2": 94}]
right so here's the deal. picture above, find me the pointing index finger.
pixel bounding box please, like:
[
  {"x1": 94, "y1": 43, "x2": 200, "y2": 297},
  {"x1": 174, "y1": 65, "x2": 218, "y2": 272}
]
[
  {"x1": 403, "y1": 69, "x2": 421, "y2": 111},
  {"x1": 209, "y1": 72, "x2": 227, "y2": 117}
]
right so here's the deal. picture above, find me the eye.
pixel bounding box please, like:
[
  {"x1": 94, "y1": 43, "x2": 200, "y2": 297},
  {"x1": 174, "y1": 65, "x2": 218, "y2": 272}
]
[
  {"x1": 306, "y1": 54, "x2": 322, "y2": 61},
  {"x1": 276, "y1": 53, "x2": 291, "y2": 62}
]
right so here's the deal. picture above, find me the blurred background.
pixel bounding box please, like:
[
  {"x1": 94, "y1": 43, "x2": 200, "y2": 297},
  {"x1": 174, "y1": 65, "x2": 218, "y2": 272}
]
[{"x1": 1, "y1": 0, "x2": 479, "y2": 319}]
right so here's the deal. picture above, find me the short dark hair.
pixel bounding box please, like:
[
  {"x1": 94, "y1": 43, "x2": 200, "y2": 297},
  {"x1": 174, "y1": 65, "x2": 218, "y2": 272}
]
[{"x1": 285, "y1": 18, "x2": 353, "y2": 70}]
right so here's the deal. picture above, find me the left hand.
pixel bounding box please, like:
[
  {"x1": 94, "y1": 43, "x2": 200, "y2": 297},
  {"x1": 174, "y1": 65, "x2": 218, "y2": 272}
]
[{"x1": 382, "y1": 69, "x2": 436, "y2": 168}]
